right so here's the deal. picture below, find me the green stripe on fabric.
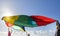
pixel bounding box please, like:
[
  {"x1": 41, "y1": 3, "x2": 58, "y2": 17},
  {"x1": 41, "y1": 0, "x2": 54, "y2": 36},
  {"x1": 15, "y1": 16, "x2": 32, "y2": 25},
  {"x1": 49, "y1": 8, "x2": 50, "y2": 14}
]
[{"x1": 14, "y1": 15, "x2": 37, "y2": 27}]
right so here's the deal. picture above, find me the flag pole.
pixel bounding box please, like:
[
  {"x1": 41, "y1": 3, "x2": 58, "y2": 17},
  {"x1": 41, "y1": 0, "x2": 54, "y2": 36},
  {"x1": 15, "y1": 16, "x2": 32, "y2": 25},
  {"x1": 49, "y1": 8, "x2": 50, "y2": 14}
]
[
  {"x1": 27, "y1": 33, "x2": 30, "y2": 36},
  {"x1": 8, "y1": 27, "x2": 12, "y2": 36},
  {"x1": 55, "y1": 20, "x2": 60, "y2": 36},
  {"x1": 26, "y1": 32, "x2": 30, "y2": 36}
]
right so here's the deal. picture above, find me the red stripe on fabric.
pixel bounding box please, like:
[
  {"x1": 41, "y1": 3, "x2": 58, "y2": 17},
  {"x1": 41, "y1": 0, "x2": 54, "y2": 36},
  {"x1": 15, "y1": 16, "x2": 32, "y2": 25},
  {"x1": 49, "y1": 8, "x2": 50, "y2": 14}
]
[{"x1": 30, "y1": 16, "x2": 56, "y2": 26}]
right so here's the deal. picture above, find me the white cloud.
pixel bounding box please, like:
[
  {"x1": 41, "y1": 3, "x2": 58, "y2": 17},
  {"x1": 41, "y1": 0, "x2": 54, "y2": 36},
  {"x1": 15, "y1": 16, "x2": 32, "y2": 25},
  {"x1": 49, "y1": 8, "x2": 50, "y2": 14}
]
[{"x1": 0, "y1": 30, "x2": 56, "y2": 36}]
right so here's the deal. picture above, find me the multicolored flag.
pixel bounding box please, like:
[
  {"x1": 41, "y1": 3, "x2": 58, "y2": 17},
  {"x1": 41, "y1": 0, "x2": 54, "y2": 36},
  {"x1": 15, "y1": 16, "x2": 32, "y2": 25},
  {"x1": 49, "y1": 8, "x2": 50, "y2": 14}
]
[{"x1": 2, "y1": 15, "x2": 56, "y2": 31}]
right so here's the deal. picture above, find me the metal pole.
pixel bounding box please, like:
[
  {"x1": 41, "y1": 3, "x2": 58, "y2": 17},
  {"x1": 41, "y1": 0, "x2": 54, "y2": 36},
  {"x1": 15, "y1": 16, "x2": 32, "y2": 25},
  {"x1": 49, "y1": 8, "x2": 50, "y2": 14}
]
[
  {"x1": 28, "y1": 33, "x2": 30, "y2": 36},
  {"x1": 26, "y1": 32, "x2": 30, "y2": 36},
  {"x1": 8, "y1": 27, "x2": 12, "y2": 36}
]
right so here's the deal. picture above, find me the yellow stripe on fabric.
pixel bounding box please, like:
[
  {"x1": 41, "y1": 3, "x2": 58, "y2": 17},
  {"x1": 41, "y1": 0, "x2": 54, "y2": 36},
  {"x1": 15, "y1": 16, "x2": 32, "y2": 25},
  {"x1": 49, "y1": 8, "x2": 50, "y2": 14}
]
[
  {"x1": 19, "y1": 28, "x2": 25, "y2": 32},
  {"x1": 3, "y1": 16, "x2": 19, "y2": 24}
]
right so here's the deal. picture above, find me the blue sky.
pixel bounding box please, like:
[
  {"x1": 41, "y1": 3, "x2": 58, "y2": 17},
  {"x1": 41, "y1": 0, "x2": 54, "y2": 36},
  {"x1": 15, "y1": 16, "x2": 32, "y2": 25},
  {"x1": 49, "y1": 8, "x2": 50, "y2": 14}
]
[{"x1": 0, "y1": 0, "x2": 60, "y2": 32}]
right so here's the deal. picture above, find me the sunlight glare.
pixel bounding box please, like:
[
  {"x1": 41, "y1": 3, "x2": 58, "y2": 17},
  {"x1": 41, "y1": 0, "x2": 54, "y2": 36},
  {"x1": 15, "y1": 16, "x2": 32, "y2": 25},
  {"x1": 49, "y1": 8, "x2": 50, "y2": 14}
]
[{"x1": 2, "y1": 7, "x2": 13, "y2": 16}]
